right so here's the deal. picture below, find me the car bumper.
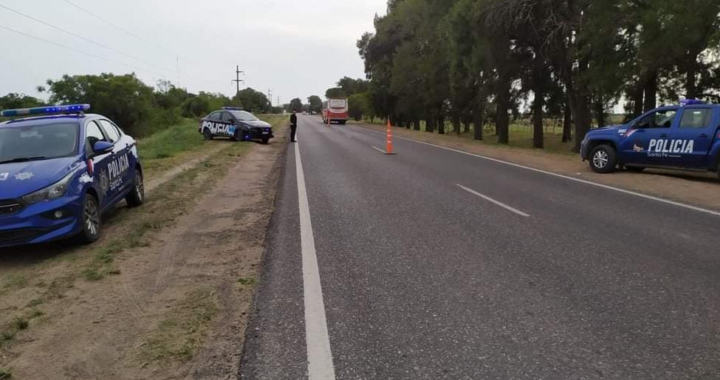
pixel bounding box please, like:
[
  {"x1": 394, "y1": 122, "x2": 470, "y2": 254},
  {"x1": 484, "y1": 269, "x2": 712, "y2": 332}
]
[
  {"x1": 250, "y1": 129, "x2": 274, "y2": 139},
  {"x1": 580, "y1": 140, "x2": 589, "y2": 161},
  {"x1": 0, "y1": 196, "x2": 83, "y2": 248}
]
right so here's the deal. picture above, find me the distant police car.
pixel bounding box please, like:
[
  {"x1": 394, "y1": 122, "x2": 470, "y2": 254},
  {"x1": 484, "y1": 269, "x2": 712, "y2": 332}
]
[
  {"x1": 0, "y1": 104, "x2": 144, "y2": 248},
  {"x1": 581, "y1": 100, "x2": 720, "y2": 178},
  {"x1": 199, "y1": 108, "x2": 274, "y2": 144}
]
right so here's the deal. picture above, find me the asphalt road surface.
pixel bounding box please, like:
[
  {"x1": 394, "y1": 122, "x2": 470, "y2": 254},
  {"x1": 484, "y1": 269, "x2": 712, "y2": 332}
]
[{"x1": 240, "y1": 115, "x2": 720, "y2": 380}]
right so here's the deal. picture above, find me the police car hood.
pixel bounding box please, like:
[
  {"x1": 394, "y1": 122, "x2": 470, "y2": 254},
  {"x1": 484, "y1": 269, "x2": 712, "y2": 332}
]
[
  {"x1": 244, "y1": 120, "x2": 272, "y2": 128},
  {"x1": 588, "y1": 124, "x2": 626, "y2": 136},
  {"x1": 0, "y1": 157, "x2": 79, "y2": 199}
]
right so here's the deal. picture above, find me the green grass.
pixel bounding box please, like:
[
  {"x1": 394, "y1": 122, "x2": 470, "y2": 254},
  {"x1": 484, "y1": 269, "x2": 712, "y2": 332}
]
[
  {"x1": 238, "y1": 277, "x2": 256, "y2": 286},
  {"x1": 137, "y1": 119, "x2": 204, "y2": 161},
  {"x1": 137, "y1": 288, "x2": 218, "y2": 363},
  {"x1": 0, "y1": 367, "x2": 11, "y2": 379}
]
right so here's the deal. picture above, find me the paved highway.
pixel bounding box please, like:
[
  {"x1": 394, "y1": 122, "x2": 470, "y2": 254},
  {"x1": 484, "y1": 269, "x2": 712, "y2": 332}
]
[{"x1": 241, "y1": 115, "x2": 720, "y2": 380}]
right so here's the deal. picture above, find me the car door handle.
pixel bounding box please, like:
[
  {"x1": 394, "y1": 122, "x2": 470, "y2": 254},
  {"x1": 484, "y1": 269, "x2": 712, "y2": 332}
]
[
  {"x1": 699, "y1": 134, "x2": 709, "y2": 138},
  {"x1": 659, "y1": 134, "x2": 668, "y2": 138}
]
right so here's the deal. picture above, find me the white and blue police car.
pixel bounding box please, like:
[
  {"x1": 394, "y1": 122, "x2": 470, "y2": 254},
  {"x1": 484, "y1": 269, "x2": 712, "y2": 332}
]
[
  {"x1": 0, "y1": 104, "x2": 144, "y2": 248},
  {"x1": 199, "y1": 107, "x2": 274, "y2": 144}
]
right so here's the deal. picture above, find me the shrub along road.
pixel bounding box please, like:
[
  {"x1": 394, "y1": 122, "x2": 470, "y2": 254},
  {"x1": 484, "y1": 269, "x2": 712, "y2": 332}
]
[{"x1": 241, "y1": 115, "x2": 719, "y2": 380}]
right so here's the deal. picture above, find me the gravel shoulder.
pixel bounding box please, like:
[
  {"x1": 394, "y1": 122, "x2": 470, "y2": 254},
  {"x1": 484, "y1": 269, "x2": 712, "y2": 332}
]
[{"x1": 0, "y1": 121, "x2": 288, "y2": 379}]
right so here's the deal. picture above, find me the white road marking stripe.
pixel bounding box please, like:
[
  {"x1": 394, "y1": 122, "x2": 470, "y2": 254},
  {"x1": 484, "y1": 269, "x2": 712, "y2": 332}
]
[
  {"x1": 372, "y1": 146, "x2": 387, "y2": 154},
  {"x1": 457, "y1": 184, "x2": 531, "y2": 217},
  {"x1": 295, "y1": 143, "x2": 336, "y2": 380},
  {"x1": 354, "y1": 126, "x2": 720, "y2": 218}
]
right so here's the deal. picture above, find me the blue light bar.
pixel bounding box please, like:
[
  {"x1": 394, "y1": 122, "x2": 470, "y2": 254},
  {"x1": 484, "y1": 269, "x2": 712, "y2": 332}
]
[
  {"x1": 222, "y1": 107, "x2": 243, "y2": 111},
  {"x1": 680, "y1": 99, "x2": 706, "y2": 106},
  {"x1": 0, "y1": 104, "x2": 91, "y2": 117}
]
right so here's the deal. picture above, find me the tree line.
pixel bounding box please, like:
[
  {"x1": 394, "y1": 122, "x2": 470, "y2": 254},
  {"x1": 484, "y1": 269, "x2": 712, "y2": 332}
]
[
  {"x1": 0, "y1": 73, "x2": 277, "y2": 137},
  {"x1": 350, "y1": 0, "x2": 720, "y2": 150}
]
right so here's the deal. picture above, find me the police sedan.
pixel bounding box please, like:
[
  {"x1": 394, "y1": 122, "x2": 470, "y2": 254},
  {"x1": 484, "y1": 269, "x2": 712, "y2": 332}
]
[
  {"x1": 0, "y1": 104, "x2": 144, "y2": 248},
  {"x1": 199, "y1": 107, "x2": 274, "y2": 144}
]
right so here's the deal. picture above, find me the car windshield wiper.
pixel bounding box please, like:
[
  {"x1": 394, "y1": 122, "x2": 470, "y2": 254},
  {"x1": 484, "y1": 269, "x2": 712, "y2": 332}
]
[{"x1": 0, "y1": 156, "x2": 48, "y2": 164}]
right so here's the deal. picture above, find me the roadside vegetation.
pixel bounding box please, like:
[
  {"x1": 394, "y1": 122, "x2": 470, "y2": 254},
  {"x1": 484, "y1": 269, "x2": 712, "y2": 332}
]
[
  {"x1": 0, "y1": 74, "x2": 281, "y2": 136},
  {"x1": 325, "y1": 0, "x2": 720, "y2": 152}
]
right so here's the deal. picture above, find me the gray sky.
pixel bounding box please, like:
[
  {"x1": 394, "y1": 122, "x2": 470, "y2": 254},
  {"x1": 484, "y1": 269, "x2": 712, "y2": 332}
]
[{"x1": 0, "y1": 0, "x2": 387, "y2": 104}]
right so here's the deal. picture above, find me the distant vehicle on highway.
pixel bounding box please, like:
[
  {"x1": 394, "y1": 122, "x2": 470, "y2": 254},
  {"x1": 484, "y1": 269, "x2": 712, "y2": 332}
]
[
  {"x1": 0, "y1": 104, "x2": 144, "y2": 248},
  {"x1": 322, "y1": 98, "x2": 349, "y2": 125},
  {"x1": 581, "y1": 99, "x2": 720, "y2": 178},
  {"x1": 199, "y1": 108, "x2": 274, "y2": 144}
]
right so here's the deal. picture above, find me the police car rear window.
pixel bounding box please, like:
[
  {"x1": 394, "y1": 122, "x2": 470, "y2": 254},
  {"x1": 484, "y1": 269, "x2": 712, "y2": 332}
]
[
  {"x1": 680, "y1": 109, "x2": 712, "y2": 129},
  {"x1": 0, "y1": 123, "x2": 78, "y2": 162},
  {"x1": 229, "y1": 111, "x2": 259, "y2": 121}
]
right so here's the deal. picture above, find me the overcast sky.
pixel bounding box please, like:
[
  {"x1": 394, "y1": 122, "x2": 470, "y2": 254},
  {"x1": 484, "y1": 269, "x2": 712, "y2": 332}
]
[{"x1": 0, "y1": 0, "x2": 387, "y2": 105}]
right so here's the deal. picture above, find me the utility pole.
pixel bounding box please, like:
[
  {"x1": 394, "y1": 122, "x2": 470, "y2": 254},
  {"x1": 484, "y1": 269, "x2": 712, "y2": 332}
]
[{"x1": 231, "y1": 65, "x2": 245, "y2": 95}]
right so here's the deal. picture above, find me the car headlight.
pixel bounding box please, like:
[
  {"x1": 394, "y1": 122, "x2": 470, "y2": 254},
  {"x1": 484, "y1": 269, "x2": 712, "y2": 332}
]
[{"x1": 22, "y1": 170, "x2": 76, "y2": 205}]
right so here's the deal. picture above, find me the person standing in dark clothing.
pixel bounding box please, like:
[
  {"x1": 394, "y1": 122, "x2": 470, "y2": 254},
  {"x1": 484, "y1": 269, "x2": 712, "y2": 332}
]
[{"x1": 290, "y1": 110, "x2": 298, "y2": 142}]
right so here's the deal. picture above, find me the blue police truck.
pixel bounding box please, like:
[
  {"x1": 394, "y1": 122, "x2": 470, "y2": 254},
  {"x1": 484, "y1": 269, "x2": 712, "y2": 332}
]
[
  {"x1": 0, "y1": 104, "x2": 144, "y2": 248},
  {"x1": 581, "y1": 100, "x2": 720, "y2": 178}
]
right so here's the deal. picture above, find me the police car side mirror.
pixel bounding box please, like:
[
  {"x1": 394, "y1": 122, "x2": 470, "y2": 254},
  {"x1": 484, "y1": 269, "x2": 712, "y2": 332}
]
[{"x1": 92, "y1": 141, "x2": 114, "y2": 157}]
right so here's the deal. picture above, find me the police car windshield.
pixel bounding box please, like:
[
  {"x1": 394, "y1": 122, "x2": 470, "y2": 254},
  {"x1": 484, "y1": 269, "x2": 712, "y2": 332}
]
[
  {"x1": 230, "y1": 111, "x2": 259, "y2": 121},
  {"x1": 0, "y1": 123, "x2": 78, "y2": 163}
]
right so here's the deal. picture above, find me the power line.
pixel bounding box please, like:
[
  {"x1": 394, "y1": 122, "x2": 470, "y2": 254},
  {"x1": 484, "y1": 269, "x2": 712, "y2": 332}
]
[
  {"x1": 60, "y1": 0, "x2": 204, "y2": 67},
  {"x1": 0, "y1": 24, "x2": 167, "y2": 80},
  {"x1": 0, "y1": 3, "x2": 178, "y2": 76}
]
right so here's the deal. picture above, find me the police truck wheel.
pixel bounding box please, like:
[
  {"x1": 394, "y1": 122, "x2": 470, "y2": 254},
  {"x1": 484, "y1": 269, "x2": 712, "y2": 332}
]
[
  {"x1": 126, "y1": 169, "x2": 145, "y2": 208},
  {"x1": 262, "y1": 137, "x2": 270, "y2": 145},
  {"x1": 589, "y1": 145, "x2": 617, "y2": 174},
  {"x1": 203, "y1": 129, "x2": 213, "y2": 140},
  {"x1": 78, "y1": 193, "x2": 101, "y2": 244}
]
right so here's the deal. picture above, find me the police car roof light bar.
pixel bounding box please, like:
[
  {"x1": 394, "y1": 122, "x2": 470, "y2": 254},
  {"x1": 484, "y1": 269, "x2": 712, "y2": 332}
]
[
  {"x1": 222, "y1": 107, "x2": 243, "y2": 111},
  {"x1": 0, "y1": 104, "x2": 91, "y2": 117},
  {"x1": 680, "y1": 99, "x2": 706, "y2": 106}
]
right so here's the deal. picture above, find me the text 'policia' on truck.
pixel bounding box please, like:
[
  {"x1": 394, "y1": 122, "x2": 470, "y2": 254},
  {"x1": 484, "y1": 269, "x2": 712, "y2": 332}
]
[{"x1": 322, "y1": 98, "x2": 349, "y2": 125}]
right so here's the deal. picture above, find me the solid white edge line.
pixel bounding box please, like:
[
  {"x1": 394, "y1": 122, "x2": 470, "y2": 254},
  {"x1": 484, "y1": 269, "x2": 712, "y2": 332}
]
[
  {"x1": 295, "y1": 143, "x2": 336, "y2": 380},
  {"x1": 458, "y1": 184, "x2": 531, "y2": 217},
  {"x1": 372, "y1": 146, "x2": 387, "y2": 154},
  {"x1": 354, "y1": 126, "x2": 720, "y2": 218}
]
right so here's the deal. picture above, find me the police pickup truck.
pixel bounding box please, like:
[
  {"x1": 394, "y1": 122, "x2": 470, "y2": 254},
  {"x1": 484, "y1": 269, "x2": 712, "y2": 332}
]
[
  {"x1": 581, "y1": 100, "x2": 720, "y2": 178},
  {"x1": 199, "y1": 108, "x2": 274, "y2": 144}
]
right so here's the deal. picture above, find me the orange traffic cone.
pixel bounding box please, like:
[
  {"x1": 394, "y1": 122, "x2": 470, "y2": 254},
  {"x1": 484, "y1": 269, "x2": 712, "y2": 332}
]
[{"x1": 385, "y1": 119, "x2": 397, "y2": 155}]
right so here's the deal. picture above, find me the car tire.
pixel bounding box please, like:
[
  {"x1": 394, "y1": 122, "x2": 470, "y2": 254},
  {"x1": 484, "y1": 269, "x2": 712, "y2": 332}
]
[
  {"x1": 78, "y1": 193, "x2": 101, "y2": 244},
  {"x1": 589, "y1": 144, "x2": 617, "y2": 174},
  {"x1": 203, "y1": 129, "x2": 213, "y2": 140},
  {"x1": 262, "y1": 137, "x2": 270, "y2": 145},
  {"x1": 126, "y1": 168, "x2": 145, "y2": 208},
  {"x1": 625, "y1": 166, "x2": 645, "y2": 173},
  {"x1": 339, "y1": 120, "x2": 347, "y2": 125}
]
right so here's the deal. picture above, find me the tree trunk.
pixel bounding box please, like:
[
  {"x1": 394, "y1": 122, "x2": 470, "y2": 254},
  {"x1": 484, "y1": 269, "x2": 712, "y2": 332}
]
[
  {"x1": 643, "y1": 70, "x2": 658, "y2": 112},
  {"x1": 594, "y1": 96, "x2": 606, "y2": 128},
  {"x1": 452, "y1": 114, "x2": 461, "y2": 135},
  {"x1": 632, "y1": 80, "x2": 644, "y2": 117},
  {"x1": 437, "y1": 114, "x2": 445, "y2": 135},
  {"x1": 562, "y1": 91, "x2": 572, "y2": 142},
  {"x1": 686, "y1": 57, "x2": 698, "y2": 99},
  {"x1": 463, "y1": 120, "x2": 471, "y2": 134},
  {"x1": 532, "y1": 58, "x2": 545, "y2": 149},
  {"x1": 473, "y1": 100, "x2": 484, "y2": 141},
  {"x1": 414, "y1": 118, "x2": 421, "y2": 131},
  {"x1": 426, "y1": 116, "x2": 435, "y2": 133},
  {"x1": 496, "y1": 82, "x2": 510, "y2": 145}
]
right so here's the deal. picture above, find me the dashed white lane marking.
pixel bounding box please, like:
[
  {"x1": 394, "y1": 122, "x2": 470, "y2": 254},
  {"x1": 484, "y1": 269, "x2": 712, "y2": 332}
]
[
  {"x1": 295, "y1": 142, "x2": 336, "y2": 380},
  {"x1": 353, "y1": 126, "x2": 720, "y2": 218},
  {"x1": 372, "y1": 146, "x2": 387, "y2": 154},
  {"x1": 457, "y1": 184, "x2": 531, "y2": 217}
]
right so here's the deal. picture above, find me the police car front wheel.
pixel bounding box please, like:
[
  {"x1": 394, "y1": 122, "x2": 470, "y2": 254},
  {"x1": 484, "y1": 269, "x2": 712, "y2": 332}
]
[
  {"x1": 126, "y1": 169, "x2": 144, "y2": 208},
  {"x1": 589, "y1": 145, "x2": 617, "y2": 174},
  {"x1": 203, "y1": 129, "x2": 213, "y2": 140},
  {"x1": 78, "y1": 193, "x2": 101, "y2": 244}
]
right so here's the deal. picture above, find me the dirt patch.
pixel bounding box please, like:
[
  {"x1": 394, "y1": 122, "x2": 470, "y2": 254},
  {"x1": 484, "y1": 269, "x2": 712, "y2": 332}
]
[
  {"x1": 0, "y1": 123, "x2": 288, "y2": 379},
  {"x1": 356, "y1": 123, "x2": 720, "y2": 211}
]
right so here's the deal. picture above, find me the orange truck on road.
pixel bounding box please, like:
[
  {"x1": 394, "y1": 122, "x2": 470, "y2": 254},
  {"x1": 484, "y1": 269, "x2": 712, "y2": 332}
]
[{"x1": 322, "y1": 98, "x2": 349, "y2": 125}]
